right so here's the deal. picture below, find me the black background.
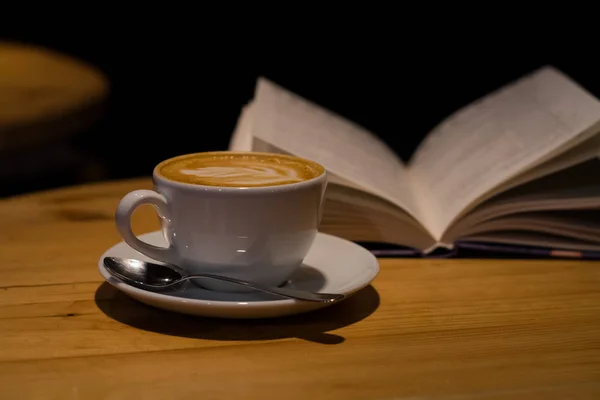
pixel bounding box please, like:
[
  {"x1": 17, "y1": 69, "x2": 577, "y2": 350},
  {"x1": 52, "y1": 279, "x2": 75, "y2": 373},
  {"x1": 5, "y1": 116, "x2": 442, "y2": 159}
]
[{"x1": 3, "y1": 14, "x2": 599, "y2": 192}]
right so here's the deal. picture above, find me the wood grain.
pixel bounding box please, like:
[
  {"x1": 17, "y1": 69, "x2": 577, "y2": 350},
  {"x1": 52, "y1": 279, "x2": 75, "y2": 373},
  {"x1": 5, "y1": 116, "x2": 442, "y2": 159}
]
[{"x1": 1, "y1": 178, "x2": 599, "y2": 399}]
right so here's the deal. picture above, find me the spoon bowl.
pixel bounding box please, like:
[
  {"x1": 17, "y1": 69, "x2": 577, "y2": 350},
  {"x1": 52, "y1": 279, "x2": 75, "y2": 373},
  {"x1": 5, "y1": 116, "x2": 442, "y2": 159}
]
[{"x1": 103, "y1": 257, "x2": 344, "y2": 303}]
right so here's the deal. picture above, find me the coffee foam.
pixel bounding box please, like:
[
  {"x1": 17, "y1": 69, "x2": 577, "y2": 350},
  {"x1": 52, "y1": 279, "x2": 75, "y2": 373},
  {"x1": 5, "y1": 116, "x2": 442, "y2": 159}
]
[{"x1": 157, "y1": 152, "x2": 324, "y2": 187}]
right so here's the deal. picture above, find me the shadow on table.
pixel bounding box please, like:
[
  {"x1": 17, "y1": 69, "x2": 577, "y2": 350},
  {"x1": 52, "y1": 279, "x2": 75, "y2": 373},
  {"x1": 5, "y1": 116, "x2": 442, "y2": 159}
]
[{"x1": 94, "y1": 282, "x2": 380, "y2": 345}]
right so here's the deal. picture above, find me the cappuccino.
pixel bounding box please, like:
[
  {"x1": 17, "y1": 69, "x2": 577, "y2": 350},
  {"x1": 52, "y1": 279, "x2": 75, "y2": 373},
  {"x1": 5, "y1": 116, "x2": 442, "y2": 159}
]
[{"x1": 157, "y1": 152, "x2": 325, "y2": 187}]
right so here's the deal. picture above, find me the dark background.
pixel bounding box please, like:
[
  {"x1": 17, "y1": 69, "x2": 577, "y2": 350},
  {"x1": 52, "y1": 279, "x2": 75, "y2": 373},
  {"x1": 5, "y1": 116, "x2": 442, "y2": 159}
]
[{"x1": 2, "y1": 18, "x2": 599, "y2": 197}]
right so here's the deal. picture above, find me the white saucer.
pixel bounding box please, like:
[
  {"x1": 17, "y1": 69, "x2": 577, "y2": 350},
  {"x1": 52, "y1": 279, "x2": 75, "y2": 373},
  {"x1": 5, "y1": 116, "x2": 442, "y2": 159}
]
[{"x1": 98, "y1": 231, "x2": 379, "y2": 319}]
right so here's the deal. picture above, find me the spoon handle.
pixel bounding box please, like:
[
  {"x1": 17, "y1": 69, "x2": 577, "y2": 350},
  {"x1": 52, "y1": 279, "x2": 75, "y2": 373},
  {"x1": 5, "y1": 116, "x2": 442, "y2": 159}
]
[{"x1": 180, "y1": 273, "x2": 344, "y2": 303}]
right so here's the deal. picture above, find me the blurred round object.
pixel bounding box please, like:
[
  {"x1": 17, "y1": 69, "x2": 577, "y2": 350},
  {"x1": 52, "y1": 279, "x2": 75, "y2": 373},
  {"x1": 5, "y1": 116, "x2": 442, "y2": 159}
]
[{"x1": 0, "y1": 41, "x2": 109, "y2": 154}]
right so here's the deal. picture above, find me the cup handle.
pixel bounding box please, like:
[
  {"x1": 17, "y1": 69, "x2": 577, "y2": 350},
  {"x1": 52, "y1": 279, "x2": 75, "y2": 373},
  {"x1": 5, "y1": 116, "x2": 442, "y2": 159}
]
[{"x1": 115, "y1": 189, "x2": 177, "y2": 264}]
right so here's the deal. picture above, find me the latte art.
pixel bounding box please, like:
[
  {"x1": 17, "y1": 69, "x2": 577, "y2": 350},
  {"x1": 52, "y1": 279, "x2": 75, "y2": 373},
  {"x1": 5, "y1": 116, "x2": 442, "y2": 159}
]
[
  {"x1": 157, "y1": 151, "x2": 324, "y2": 187},
  {"x1": 180, "y1": 165, "x2": 305, "y2": 186}
]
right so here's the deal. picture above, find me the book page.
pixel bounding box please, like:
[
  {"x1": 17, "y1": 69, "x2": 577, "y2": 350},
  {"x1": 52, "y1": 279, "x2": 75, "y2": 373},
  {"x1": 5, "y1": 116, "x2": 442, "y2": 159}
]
[
  {"x1": 441, "y1": 134, "x2": 600, "y2": 242},
  {"x1": 228, "y1": 104, "x2": 254, "y2": 152},
  {"x1": 470, "y1": 130, "x2": 600, "y2": 207},
  {"x1": 451, "y1": 157, "x2": 600, "y2": 229},
  {"x1": 409, "y1": 66, "x2": 600, "y2": 239},
  {"x1": 321, "y1": 183, "x2": 436, "y2": 250},
  {"x1": 462, "y1": 210, "x2": 600, "y2": 244},
  {"x1": 460, "y1": 231, "x2": 600, "y2": 252},
  {"x1": 250, "y1": 77, "x2": 421, "y2": 220},
  {"x1": 228, "y1": 104, "x2": 377, "y2": 194}
]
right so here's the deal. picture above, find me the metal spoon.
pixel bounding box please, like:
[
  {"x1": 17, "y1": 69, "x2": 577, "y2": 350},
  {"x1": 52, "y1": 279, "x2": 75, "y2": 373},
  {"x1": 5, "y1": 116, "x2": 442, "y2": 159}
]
[{"x1": 103, "y1": 257, "x2": 344, "y2": 303}]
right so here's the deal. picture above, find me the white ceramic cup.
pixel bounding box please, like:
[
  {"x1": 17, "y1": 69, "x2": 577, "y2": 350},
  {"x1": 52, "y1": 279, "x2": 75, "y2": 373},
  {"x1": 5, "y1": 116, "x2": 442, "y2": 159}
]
[{"x1": 114, "y1": 151, "x2": 328, "y2": 292}]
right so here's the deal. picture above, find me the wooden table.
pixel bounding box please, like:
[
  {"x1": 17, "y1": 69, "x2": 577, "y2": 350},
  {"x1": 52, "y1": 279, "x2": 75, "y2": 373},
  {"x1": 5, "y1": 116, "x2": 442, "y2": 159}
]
[
  {"x1": 0, "y1": 41, "x2": 110, "y2": 195},
  {"x1": 0, "y1": 41, "x2": 108, "y2": 154},
  {"x1": 1, "y1": 178, "x2": 599, "y2": 399}
]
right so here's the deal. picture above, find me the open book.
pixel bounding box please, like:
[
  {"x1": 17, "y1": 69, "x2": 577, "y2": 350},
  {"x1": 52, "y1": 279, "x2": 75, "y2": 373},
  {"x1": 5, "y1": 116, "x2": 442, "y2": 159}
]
[{"x1": 229, "y1": 66, "x2": 600, "y2": 258}]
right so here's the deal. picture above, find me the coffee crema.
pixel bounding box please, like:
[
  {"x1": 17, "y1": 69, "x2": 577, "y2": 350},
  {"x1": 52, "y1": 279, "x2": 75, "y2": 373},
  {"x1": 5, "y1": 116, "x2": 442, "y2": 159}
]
[{"x1": 156, "y1": 152, "x2": 325, "y2": 187}]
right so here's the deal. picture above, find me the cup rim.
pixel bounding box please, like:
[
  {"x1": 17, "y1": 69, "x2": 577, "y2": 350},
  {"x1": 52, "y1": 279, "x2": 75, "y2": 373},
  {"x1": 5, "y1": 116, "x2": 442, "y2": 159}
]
[{"x1": 152, "y1": 151, "x2": 327, "y2": 193}]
